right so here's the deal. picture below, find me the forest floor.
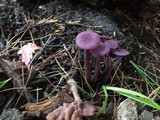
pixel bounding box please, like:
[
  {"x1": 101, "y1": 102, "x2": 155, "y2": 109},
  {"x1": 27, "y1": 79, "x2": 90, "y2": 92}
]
[{"x1": 0, "y1": 0, "x2": 160, "y2": 120}]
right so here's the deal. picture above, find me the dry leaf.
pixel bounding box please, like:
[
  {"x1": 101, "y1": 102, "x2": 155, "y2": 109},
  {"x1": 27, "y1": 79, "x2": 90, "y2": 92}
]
[
  {"x1": 22, "y1": 90, "x2": 74, "y2": 113},
  {"x1": 46, "y1": 101, "x2": 96, "y2": 120},
  {"x1": 18, "y1": 43, "x2": 40, "y2": 65}
]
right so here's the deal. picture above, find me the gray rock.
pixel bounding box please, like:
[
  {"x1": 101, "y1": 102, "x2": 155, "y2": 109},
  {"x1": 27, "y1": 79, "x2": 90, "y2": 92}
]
[
  {"x1": 0, "y1": 108, "x2": 23, "y2": 120},
  {"x1": 117, "y1": 98, "x2": 138, "y2": 120},
  {"x1": 152, "y1": 116, "x2": 160, "y2": 120},
  {"x1": 139, "y1": 110, "x2": 153, "y2": 120}
]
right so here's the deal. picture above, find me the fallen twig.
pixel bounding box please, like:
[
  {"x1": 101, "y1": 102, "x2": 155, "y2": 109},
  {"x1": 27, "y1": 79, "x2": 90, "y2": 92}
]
[
  {"x1": 67, "y1": 79, "x2": 82, "y2": 103},
  {"x1": 29, "y1": 36, "x2": 59, "y2": 66}
]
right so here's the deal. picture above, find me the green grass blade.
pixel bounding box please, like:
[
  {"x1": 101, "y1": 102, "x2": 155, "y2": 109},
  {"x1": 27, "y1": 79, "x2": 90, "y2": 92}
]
[
  {"x1": 96, "y1": 86, "x2": 108, "y2": 116},
  {"x1": 130, "y1": 61, "x2": 160, "y2": 98},
  {"x1": 104, "y1": 86, "x2": 160, "y2": 110},
  {"x1": 77, "y1": 85, "x2": 91, "y2": 96},
  {"x1": 130, "y1": 61, "x2": 158, "y2": 86},
  {"x1": 0, "y1": 78, "x2": 11, "y2": 89}
]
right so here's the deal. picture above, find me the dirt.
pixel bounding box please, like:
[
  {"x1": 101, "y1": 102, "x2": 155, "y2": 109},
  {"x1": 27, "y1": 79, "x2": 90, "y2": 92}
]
[{"x1": 0, "y1": 0, "x2": 160, "y2": 120}]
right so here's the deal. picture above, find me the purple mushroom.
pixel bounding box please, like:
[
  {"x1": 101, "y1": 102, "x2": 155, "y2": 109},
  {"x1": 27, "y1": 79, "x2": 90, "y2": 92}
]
[
  {"x1": 111, "y1": 48, "x2": 129, "y2": 71},
  {"x1": 103, "y1": 48, "x2": 129, "y2": 83},
  {"x1": 91, "y1": 42, "x2": 110, "y2": 83},
  {"x1": 112, "y1": 49, "x2": 129, "y2": 56},
  {"x1": 76, "y1": 31, "x2": 101, "y2": 81},
  {"x1": 103, "y1": 40, "x2": 119, "y2": 74},
  {"x1": 105, "y1": 40, "x2": 118, "y2": 49},
  {"x1": 91, "y1": 39, "x2": 119, "y2": 83},
  {"x1": 76, "y1": 31, "x2": 129, "y2": 85}
]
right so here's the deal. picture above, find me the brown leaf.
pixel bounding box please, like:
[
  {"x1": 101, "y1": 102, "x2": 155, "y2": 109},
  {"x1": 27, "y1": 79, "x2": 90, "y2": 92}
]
[
  {"x1": 46, "y1": 101, "x2": 97, "y2": 120},
  {"x1": 22, "y1": 90, "x2": 74, "y2": 113},
  {"x1": 79, "y1": 102, "x2": 96, "y2": 116}
]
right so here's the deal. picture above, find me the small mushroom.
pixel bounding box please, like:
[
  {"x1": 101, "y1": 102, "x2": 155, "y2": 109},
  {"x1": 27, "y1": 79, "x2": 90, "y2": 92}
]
[
  {"x1": 91, "y1": 42, "x2": 110, "y2": 83},
  {"x1": 76, "y1": 31, "x2": 100, "y2": 50},
  {"x1": 76, "y1": 31, "x2": 101, "y2": 81},
  {"x1": 103, "y1": 40, "x2": 119, "y2": 75},
  {"x1": 111, "y1": 48, "x2": 129, "y2": 71},
  {"x1": 104, "y1": 48, "x2": 129, "y2": 83},
  {"x1": 90, "y1": 40, "x2": 118, "y2": 83},
  {"x1": 91, "y1": 42, "x2": 110, "y2": 56},
  {"x1": 105, "y1": 40, "x2": 118, "y2": 49},
  {"x1": 112, "y1": 49, "x2": 129, "y2": 56}
]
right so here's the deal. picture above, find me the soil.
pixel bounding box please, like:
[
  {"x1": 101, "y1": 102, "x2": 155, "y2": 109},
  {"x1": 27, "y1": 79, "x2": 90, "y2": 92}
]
[{"x1": 0, "y1": 0, "x2": 160, "y2": 120}]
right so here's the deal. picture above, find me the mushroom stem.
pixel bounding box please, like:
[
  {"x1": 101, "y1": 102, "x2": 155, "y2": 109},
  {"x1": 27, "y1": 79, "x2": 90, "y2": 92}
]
[
  {"x1": 104, "y1": 53, "x2": 110, "y2": 75},
  {"x1": 103, "y1": 57, "x2": 122, "y2": 84},
  {"x1": 84, "y1": 50, "x2": 91, "y2": 82},
  {"x1": 92, "y1": 55, "x2": 102, "y2": 83},
  {"x1": 112, "y1": 57, "x2": 122, "y2": 69}
]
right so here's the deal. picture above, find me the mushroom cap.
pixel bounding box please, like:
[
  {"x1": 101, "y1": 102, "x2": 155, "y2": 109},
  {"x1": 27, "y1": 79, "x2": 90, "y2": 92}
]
[
  {"x1": 91, "y1": 42, "x2": 110, "y2": 55},
  {"x1": 76, "y1": 31, "x2": 100, "y2": 50},
  {"x1": 112, "y1": 49, "x2": 129, "y2": 56},
  {"x1": 100, "y1": 35, "x2": 108, "y2": 41},
  {"x1": 105, "y1": 40, "x2": 118, "y2": 49}
]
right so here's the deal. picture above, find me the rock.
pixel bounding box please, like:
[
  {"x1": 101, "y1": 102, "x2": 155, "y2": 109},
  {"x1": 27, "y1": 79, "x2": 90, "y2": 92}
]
[
  {"x1": 117, "y1": 98, "x2": 138, "y2": 120},
  {"x1": 139, "y1": 110, "x2": 153, "y2": 120},
  {"x1": 0, "y1": 108, "x2": 23, "y2": 120},
  {"x1": 152, "y1": 116, "x2": 160, "y2": 120}
]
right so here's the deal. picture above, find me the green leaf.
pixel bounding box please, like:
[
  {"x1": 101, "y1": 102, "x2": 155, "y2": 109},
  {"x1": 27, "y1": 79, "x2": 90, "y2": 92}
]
[
  {"x1": 0, "y1": 78, "x2": 11, "y2": 89},
  {"x1": 96, "y1": 86, "x2": 108, "y2": 116},
  {"x1": 104, "y1": 86, "x2": 160, "y2": 110}
]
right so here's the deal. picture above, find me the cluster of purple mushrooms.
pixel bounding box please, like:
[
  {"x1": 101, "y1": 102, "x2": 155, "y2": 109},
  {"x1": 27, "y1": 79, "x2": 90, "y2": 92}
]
[{"x1": 76, "y1": 31, "x2": 129, "y2": 84}]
